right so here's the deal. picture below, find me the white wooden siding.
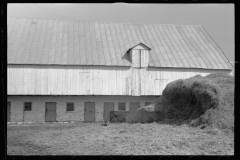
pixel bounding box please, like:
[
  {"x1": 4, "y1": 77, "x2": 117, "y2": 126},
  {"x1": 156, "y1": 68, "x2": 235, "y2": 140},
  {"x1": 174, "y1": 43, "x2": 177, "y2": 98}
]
[
  {"x1": 141, "y1": 50, "x2": 149, "y2": 68},
  {"x1": 7, "y1": 65, "x2": 231, "y2": 96},
  {"x1": 131, "y1": 49, "x2": 140, "y2": 68}
]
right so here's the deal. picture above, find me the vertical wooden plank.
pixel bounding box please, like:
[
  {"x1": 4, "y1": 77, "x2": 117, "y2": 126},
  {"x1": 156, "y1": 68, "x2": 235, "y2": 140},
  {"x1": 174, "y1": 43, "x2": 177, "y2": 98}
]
[
  {"x1": 102, "y1": 66, "x2": 105, "y2": 95},
  {"x1": 13, "y1": 67, "x2": 18, "y2": 94},
  {"x1": 140, "y1": 68, "x2": 144, "y2": 96},
  {"x1": 30, "y1": 67, "x2": 35, "y2": 94},
  {"x1": 54, "y1": 66, "x2": 58, "y2": 95},
  {"x1": 77, "y1": 66, "x2": 80, "y2": 95},
  {"x1": 116, "y1": 67, "x2": 119, "y2": 95},
  {"x1": 79, "y1": 67, "x2": 83, "y2": 95},
  {"x1": 92, "y1": 66, "x2": 95, "y2": 95},
  {"x1": 38, "y1": 66, "x2": 43, "y2": 95},
  {"x1": 43, "y1": 67, "x2": 48, "y2": 95},
  {"x1": 55, "y1": 67, "x2": 60, "y2": 95},
  {"x1": 66, "y1": 66, "x2": 71, "y2": 95},
  {"x1": 34, "y1": 67, "x2": 39, "y2": 94},
  {"x1": 99, "y1": 66, "x2": 103, "y2": 95},
  {"x1": 47, "y1": 67, "x2": 51, "y2": 94},
  {"x1": 132, "y1": 49, "x2": 140, "y2": 68},
  {"x1": 23, "y1": 66, "x2": 28, "y2": 94},
  {"x1": 65, "y1": 66, "x2": 69, "y2": 95}
]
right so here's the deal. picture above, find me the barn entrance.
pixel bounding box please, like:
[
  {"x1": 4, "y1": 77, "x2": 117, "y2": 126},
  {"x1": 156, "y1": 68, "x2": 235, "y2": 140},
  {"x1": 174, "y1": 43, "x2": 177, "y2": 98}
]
[
  {"x1": 7, "y1": 102, "x2": 11, "y2": 122},
  {"x1": 130, "y1": 102, "x2": 140, "y2": 114},
  {"x1": 104, "y1": 102, "x2": 114, "y2": 122},
  {"x1": 84, "y1": 102, "x2": 95, "y2": 122},
  {"x1": 45, "y1": 102, "x2": 57, "y2": 122}
]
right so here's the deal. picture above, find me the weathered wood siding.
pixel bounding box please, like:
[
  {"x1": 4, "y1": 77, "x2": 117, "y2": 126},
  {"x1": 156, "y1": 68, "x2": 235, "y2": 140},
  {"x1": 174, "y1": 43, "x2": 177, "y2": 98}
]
[{"x1": 7, "y1": 65, "x2": 231, "y2": 95}]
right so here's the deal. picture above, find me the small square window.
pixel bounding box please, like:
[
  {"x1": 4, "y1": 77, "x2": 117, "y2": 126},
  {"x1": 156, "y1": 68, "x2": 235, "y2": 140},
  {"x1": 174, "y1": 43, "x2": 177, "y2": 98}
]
[
  {"x1": 66, "y1": 103, "x2": 74, "y2": 112},
  {"x1": 24, "y1": 102, "x2": 32, "y2": 111},
  {"x1": 118, "y1": 102, "x2": 126, "y2": 111}
]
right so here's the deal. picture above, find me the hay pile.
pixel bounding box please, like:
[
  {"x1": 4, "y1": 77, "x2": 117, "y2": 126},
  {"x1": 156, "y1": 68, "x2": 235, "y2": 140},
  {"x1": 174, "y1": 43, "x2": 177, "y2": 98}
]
[{"x1": 131, "y1": 73, "x2": 234, "y2": 131}]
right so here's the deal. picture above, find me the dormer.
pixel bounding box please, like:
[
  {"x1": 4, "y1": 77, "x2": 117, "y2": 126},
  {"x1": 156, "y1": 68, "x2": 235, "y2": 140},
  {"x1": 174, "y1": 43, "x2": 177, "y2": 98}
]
[{"x1": 123, "y1": 43, "x2": 151, "y2": 68}]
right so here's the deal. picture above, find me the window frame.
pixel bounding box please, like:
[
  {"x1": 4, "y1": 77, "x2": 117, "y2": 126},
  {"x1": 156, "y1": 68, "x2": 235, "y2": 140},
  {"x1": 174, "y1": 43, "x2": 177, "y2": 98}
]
[
  {"x1": 66, "y1": 102, "x2": 75, "y2": 112},
  {"x1": 118, "y1": 102, "x2": 126, "y2": 111},
  {"x1": 24, "y1": 102, "x2": 32, "y2": 111}
]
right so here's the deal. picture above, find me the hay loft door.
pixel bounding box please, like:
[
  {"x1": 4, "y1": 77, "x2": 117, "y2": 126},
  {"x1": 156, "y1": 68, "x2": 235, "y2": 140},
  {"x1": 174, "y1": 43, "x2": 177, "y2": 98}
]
[{"x1": 130, "y1": 43, "x2": 150, "y2": 96}]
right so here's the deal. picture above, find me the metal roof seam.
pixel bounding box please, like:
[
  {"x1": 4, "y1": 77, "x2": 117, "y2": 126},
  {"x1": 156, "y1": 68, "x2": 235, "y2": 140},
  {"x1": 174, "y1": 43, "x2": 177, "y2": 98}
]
[
  {"x1": 200, "y1": 25, "x2": 233, "y2": 70},
  {"x1": 147, "y1": 24, "x2": 168, "y2": 67},
  {"x1": 190, "y1": 25, "x2": 224, "y2": 69},
  {"x1": 163, "y1": 25, "x2": 191, "y2": 68},
  {"x1": 181, "y1": 25, "x2": 213, "y2": 69},
  {"x1": 170, "y1": 25, "x2": 199, "y2": 68},
  {"x1": 187, "y1": 25, "x2": 221, "y2": 69},
  {"x1": 157, "y1": 24, "x2": 179, "y2": 67}
]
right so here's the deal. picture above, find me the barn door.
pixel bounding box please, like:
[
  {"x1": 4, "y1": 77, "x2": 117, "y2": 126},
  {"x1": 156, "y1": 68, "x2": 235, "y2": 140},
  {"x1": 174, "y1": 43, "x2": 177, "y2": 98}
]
[
  {"x1": 104, "y1": 102, "x2": 114, "y2": 122},
  {"x1": 45, "y1": 102, "x2": 57, "y2": 122},
  {"x1": 84, "y1": 102, "x2": 95, "y2": 122},
  {"x1": 7, "y1": 102, "x2": 11, "y2": 122},
  {"x1": 129, "y1": 102, "x2": 140, "y2": 114}
]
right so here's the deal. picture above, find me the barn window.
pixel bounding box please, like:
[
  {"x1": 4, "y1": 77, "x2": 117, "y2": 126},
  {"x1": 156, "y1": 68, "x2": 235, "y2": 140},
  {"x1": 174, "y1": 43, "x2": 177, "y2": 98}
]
[
  {"x1": 66, "y1": 103, "x2": 74, "y2": 112},
  {"x1": 24, "y1": 102, "x2": 32, "y2": 111},
  {"x1": 118, "y1": 102, "x2": 126, "y2": 111}
]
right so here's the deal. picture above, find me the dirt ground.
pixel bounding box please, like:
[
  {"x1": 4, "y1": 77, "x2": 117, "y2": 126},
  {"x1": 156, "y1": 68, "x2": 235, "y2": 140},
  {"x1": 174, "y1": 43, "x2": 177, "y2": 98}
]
[{"x1": 7, "y1": 122, "x2": 234, "y2": 155}]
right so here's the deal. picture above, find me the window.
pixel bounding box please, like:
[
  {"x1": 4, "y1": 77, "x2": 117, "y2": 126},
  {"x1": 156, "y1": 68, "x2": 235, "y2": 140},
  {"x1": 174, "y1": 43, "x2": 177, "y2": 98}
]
[
  {"x1": 24, "y1": 102, "x2": 32, "y2": 111},
  {"x1": 118, "y1": 102, "x2": 126, "y2": 111},
  {"x1": 66, "y1": 103, "x2": 74, "y2": 112}
]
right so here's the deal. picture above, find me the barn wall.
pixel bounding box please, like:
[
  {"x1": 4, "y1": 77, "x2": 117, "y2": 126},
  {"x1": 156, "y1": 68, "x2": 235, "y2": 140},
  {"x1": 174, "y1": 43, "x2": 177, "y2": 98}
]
[
  {"x1": 7, "y1": 95, "x2": 158, "y2": 122},
  {"x1": 7, "y1": 65, "x2": 231, "y2": 95}
]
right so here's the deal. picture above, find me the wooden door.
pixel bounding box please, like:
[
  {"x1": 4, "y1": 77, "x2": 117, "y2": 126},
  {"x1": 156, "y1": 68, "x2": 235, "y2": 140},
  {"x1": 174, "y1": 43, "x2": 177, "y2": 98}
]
[
  {"x1": 84, "y1": 102, "x2": 95, "y2": 122},
  {"x1": 104, "y1": 102, "x2": 114, "y2": 121},
  {"x1": 7, "y1": 102, "x2": 11, "y2": 122},
  {"x1": 45, "y1": 102, "x2": 57, "y2": 122},
  {"x1": 130, "y1": 102, "x2": 140, "y2": 114}
]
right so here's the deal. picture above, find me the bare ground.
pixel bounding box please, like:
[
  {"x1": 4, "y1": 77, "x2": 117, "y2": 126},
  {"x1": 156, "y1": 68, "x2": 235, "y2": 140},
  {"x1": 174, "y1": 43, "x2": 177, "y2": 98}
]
[{"x1": 7, "y1": 122, "x2": 234, "y2": 155}]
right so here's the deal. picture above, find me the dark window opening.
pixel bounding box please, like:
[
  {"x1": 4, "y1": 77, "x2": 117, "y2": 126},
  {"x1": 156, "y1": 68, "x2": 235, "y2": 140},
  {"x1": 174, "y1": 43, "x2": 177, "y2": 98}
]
[
  {"x1": 118, "y1": 102, "x2": 126, "y2": 111},
  {"x1": 66, "y1": 103, "x2": 74, "y2": 112},
  {"x1": 24, "y1": 102, "x2": 32, "y2": 111}
]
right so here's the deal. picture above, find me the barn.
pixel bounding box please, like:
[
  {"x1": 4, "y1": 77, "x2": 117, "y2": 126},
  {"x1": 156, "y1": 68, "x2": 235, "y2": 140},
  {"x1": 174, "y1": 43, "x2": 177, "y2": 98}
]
[{"x1": 7, "y1": 17, "x2": 233, "y2": 123}]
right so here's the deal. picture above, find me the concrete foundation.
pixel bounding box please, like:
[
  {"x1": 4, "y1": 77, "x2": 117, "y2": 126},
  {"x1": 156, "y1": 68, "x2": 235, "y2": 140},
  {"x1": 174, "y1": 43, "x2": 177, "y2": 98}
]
[{"x1": 7, "y1": 95, "x2": 158, "y2": 122}]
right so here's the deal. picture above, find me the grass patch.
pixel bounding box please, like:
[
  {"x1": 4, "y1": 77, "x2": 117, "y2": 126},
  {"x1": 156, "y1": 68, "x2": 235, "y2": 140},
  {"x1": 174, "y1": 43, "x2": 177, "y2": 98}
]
[{"x1": 7, "y1": 123, "x2": 234, "y2": 155}]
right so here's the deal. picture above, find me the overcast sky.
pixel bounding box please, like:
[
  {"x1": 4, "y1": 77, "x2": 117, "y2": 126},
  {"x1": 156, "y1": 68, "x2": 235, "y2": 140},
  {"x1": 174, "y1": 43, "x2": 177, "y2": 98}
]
[{"x1": 7, "y1": 3, "x2": 234, "y2": 62}]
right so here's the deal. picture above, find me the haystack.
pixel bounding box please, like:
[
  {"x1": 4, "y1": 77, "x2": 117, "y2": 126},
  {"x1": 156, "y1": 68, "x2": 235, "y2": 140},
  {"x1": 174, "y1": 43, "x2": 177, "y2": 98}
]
[{"x1": 130, "y1": 73, "x2": 234, "y2": 131}]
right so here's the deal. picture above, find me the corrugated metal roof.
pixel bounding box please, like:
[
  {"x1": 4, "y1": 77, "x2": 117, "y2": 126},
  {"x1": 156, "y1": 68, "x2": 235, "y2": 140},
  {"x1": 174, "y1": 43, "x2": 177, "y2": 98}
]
[{"x1": 7, "y1": 17, "x2": 232, "y2": 70}]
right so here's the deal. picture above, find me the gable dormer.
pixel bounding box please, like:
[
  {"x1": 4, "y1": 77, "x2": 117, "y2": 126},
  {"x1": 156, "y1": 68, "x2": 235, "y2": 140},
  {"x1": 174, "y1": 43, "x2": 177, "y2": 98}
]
[{"x1": 129, "y1": 43, "x2": 151, "y2": 68}]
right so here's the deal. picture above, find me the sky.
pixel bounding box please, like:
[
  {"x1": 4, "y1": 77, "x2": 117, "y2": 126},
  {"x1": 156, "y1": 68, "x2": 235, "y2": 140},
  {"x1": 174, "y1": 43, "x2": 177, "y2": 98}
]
[{"x1": 7, "y1": 3, "x2": 234, "y2": 62}]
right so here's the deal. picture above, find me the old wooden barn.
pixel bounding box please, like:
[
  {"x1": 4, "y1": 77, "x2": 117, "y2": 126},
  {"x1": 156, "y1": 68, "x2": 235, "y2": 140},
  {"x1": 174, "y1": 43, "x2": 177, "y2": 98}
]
[{"x1": 7, "y1": 17, "x2": 233, "y2": 122}]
